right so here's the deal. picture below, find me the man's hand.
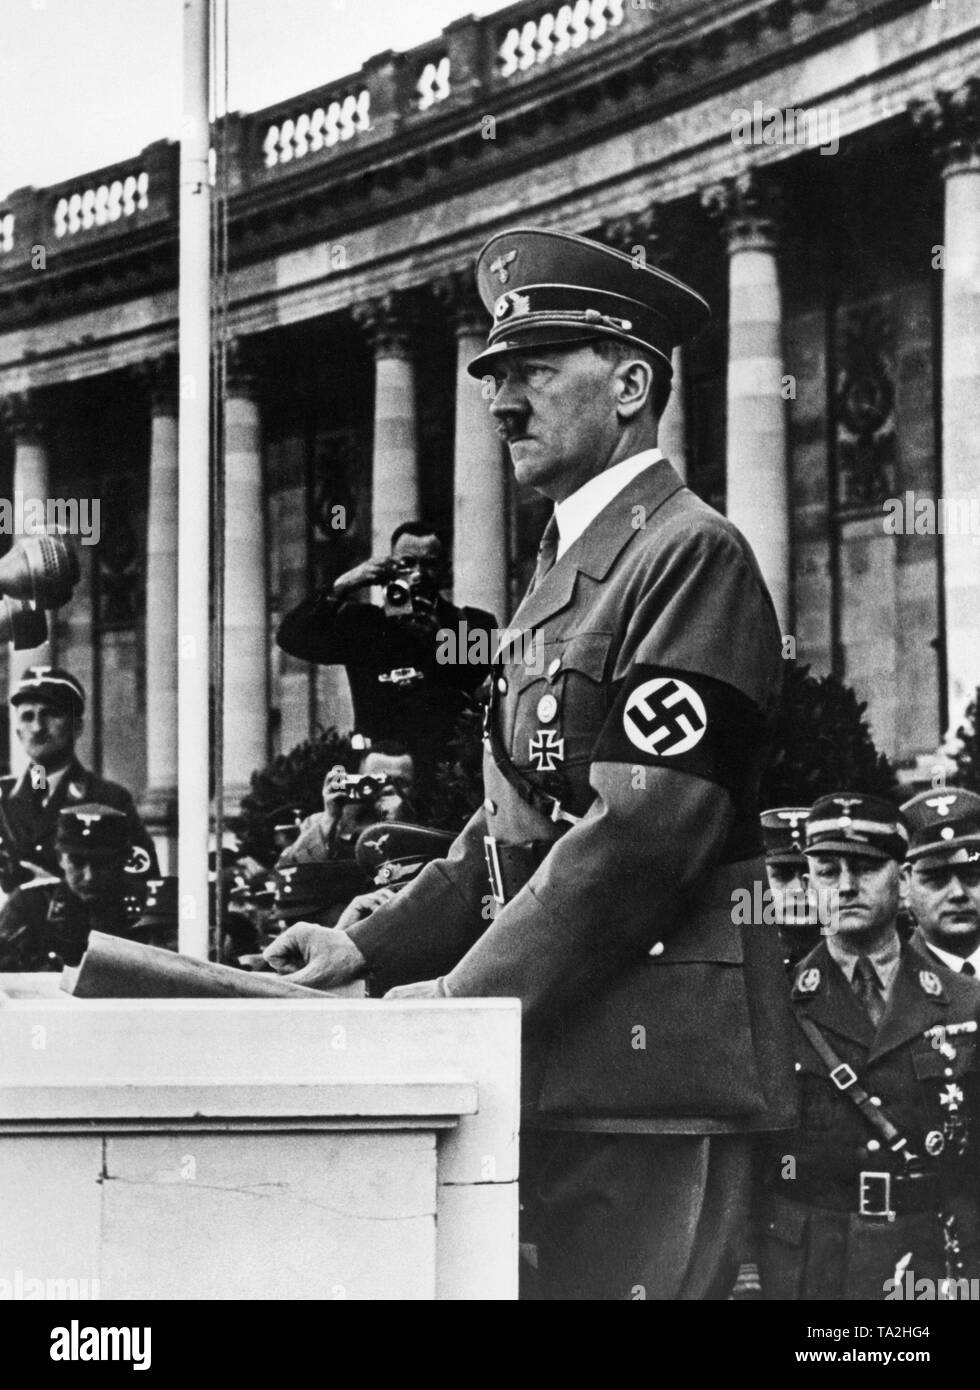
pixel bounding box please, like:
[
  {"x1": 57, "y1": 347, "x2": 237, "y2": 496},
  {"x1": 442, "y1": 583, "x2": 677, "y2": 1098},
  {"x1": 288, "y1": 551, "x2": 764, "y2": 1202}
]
[
  {"x1": 334, "y1": 887, "x2": 396, "y2": 931},
  {"x1": 263, "y1": 922, "x2": 367, "y2": 990},
  {"x1": 332, "y1": 557, "x2": 395, "y2": 597},
  {"x1": 385, "y1": 978, "x2": 451, "y2": 1000}
]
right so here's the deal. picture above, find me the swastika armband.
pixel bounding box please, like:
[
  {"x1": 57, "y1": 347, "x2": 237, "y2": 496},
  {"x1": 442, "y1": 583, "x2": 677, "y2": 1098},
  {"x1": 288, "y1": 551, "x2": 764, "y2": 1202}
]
[{"x1": 591, "y1": 664, "x2": 767, "y2": 793}]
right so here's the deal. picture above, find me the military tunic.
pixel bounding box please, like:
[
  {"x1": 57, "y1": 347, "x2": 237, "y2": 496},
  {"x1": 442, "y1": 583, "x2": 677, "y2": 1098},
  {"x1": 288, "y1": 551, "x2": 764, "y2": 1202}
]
[
  {"x1": 761, "y1": 940, "x2": 980, "y2": 1300},
  {"x1": 0, "y1": 758, "x2": 158, "y2": 885},
  {"x1": 0, "y1": 878, "x2": 146, "y2": 972},
  {"x1": 347, "y1": 459, "x2": 798, "y2": 1297}
]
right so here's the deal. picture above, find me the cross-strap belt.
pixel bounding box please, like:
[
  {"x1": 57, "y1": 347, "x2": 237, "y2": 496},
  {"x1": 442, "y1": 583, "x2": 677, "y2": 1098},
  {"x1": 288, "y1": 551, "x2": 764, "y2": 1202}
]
[{"x1": 795, "y1": 1012, "x2": 921, "y2": 1170}]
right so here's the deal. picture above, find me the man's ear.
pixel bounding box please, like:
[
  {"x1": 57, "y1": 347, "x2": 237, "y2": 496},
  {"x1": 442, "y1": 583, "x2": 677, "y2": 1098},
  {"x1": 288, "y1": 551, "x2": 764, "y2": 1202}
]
[
  {"x1": 73, "y1": 714, "x2": 84, "y2": 741},
  {"x1": 898, "y1": 862, "x2": 913, "y2": 907},
  {"x1": 613, "y1": 358, "x2": 654, "y2": 420}
]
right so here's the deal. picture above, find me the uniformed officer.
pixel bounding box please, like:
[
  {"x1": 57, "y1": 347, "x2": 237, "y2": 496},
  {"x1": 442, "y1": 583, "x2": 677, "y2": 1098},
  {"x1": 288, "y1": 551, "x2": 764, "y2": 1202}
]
[
  {"x1": 0, "y1": 804, "x2": 146, "y2": 971},
  {"x1": 0, "y1": 666, "x2": 158, "y2": 888},
  {"x1": 759, "y1": 792, "x2": 980, "y2": 1300},
  {"x1": 902, "y1": 788, "x2": 980, "y2": 978},
  {"x1": 276, "y1": 522, "x2": 497, "y2": 760},
  {"x1": 266, "y1": 226, "x2": 797, "y2": 1300},
  {"x1": 271, "y1": 861, "x2": 367, "y2": 931},
  {"x1": 762, "y1": 806, "x2": 821, "y2": 968}
]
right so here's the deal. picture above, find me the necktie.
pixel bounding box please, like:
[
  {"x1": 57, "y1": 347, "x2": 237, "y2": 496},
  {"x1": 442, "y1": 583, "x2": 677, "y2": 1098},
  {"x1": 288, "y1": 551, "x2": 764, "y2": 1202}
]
[
  {"x1": 961, "y1": 961, "x2": 976, "y2": 978},
  {"x1": 851, "y1": 956, "x2": 885, "y2": 1028},
  {"x1": 533, "y1": 514, "x2": 560, "y2": 587}
]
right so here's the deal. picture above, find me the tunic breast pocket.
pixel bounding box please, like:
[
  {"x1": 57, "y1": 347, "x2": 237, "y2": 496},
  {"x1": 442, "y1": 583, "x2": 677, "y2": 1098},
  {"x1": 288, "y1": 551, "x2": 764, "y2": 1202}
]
[{"x1": 506, "y1": 631, "x2": 612, "y2": 770}]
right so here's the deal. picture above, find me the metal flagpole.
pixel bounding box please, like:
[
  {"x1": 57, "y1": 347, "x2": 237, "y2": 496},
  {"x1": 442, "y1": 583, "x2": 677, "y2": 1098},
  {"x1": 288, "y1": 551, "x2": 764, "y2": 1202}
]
[{"x1": 177, "y1": 0, "x2": 211, "y2": 957}]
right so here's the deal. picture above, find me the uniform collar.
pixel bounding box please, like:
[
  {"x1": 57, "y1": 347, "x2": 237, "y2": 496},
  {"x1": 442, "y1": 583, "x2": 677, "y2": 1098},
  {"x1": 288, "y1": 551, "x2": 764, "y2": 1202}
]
[
  {"x1": 510, "y1": 457, "x2": 686, "y2": 637},
  {"x1": 917, "y1": 931, "x2": 980, "y2": 977},
  {"x1": 825, "y1": 929, "x2": 901, "y2": 993},
  {"x1": 553, "y1": 449, "x2": 663, "y2": 560}
]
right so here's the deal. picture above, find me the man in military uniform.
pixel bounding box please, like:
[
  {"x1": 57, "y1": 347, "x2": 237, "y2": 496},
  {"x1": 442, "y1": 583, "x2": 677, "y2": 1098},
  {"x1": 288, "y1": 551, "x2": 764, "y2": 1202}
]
[
  {"x1": 759, "y1": 792, "x2": 980, "y2": 1300},
  {"x1": 0, "y1": 666, "x2": 158, "y2": 888},
  {"x1": 902, "y1": 788, "x2": 980, "y2": 978},
  {"x1": 276, "y1": 522, "x2": 497, "y2": 763},
  {"x1": 0, "y1": 805, "x2": 145, "y2": 971},
  {"x1": 762, "y1": 806, "x2": 821, "y2": 968},
  {"x1": 266, "y1": 227, "x2": 796, "y2": 1300}
]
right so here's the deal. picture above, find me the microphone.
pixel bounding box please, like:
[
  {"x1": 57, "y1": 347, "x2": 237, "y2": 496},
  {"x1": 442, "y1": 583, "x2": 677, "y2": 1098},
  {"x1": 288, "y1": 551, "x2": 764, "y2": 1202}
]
[
  {"x1": 0, "y1": 597, "x2": 48, "y2": 650},
  {"x1": 0, "y1": 535, "x2": 80, "y2": 609}
]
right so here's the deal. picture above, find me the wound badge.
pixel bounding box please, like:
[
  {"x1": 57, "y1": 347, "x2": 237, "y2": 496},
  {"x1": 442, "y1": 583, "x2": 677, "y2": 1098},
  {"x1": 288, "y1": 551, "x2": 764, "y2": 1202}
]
[
  {"x1": 924, "y1": 1130, "x2": 945, "y2": 1156},
  {"x1": 919, "y1": 970, "x2": 942, "y2": 997},
  {"x1": 797, "y1": 967, "x2": 820, "y2": 994}
]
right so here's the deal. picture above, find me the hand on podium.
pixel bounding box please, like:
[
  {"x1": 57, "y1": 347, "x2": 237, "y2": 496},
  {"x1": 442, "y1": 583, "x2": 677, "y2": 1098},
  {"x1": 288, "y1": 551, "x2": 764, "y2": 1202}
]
[
  {"x1": 263, "y1": 923, "x2": 367, "y2": 990},
  {"x1": 385, "y1": 978, "x2": 451, "y2": 1000}
]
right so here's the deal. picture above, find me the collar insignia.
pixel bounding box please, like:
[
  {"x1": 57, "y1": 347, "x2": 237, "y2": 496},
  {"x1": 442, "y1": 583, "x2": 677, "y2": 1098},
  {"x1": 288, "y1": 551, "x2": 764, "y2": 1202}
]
[
  {"x1": 919, "y1": 969, "x2": 942, "y2": 997},
  {"x1": 797, "y1": 967, "x2": 820, "y2": 994}
]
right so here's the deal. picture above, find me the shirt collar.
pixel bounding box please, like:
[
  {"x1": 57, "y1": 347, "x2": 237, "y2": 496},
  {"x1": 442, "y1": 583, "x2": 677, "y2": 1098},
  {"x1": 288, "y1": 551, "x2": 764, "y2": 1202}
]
[
  {"x1": 553, "y1": 448, "x2": 663, "y2": 560},
  {"x1": 923, "y1": 937, "x2": 980, "y2": 976},
  {"x1": 826, "y1": 930, "x2": 901, "y2": 989}
]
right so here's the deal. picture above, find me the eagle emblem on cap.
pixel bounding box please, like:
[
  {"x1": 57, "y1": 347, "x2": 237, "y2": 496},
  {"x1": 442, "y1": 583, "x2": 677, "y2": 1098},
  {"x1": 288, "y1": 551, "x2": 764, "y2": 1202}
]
[
  {"x1": 926, "y1": 795, "x2": 957, "y2": 816},
  {"x1": 797, "y1": 967, "x2": 820, "y2": 994},
  {"x1": 489, "y1": 250, "x2": 517, "y2": 284},
  {"x1": 919, "y1": 969, "x2": 942, "y2": 997},
  {"x1": 75, "y1": 811, "x2": 102, "y2": 834}
]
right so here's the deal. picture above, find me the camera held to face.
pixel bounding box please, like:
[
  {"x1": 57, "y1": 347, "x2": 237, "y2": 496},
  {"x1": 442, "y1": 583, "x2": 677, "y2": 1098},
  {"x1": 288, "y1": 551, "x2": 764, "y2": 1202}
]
[{"x1": 383, "y1": 559, "x2": 437, "y2": 620}]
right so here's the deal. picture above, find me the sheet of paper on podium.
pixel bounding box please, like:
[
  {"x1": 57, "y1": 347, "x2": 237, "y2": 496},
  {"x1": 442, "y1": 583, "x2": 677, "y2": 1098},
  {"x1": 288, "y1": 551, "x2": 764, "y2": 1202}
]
[{"x1": 63, "y1": 931, "x2": 366, "y2": 999}]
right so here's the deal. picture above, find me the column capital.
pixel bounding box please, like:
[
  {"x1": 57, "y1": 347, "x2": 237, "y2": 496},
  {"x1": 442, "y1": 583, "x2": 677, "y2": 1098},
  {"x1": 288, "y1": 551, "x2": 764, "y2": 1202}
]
[
  {"x1": 350, "y1": 291, "x2": 417, "y2": 359},
  {"x1": 702, "y1": 169, "x2": 781, "y2": 254},
  {"x1": 1, "y1": 389, "x2": 45, "y2": 444},
  {"x1": 910, "y1": 78, "x2": 980, "y2": 176},
  {"x1": 593, "y1": 203, "x2": 683, "y2": 271},
  {"x1": 134, "y1": 353, "x2": 179, "y2": 415},
  {"x1": 431, "y1": 268, "x2": 488, "y2": 339}
]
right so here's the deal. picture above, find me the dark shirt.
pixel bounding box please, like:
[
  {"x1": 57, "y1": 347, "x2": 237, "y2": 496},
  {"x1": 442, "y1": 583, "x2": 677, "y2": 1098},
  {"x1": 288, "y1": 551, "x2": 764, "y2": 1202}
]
[
  {"x1": 0, "y1": 878, "x2": 147, "y2": 972},
  {"x1": 276, "y1": 592, "x2": 497, "y2": 751}
]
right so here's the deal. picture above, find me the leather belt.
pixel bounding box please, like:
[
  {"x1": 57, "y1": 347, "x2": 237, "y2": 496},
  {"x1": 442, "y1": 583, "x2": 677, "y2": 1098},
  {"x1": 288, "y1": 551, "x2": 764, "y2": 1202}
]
[
  {"x1": 769, "y1": 1170, "x2": 943, "y2": 1219},
  {"x1": 484, "y1": 836, "x2": 551, "y2": 905}
]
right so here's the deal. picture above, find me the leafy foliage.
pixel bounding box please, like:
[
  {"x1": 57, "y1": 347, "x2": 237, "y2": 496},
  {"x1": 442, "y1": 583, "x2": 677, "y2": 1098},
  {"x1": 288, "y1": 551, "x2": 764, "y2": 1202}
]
[{"x1": 760, "y1": 663, "x2": 898, "y2": 807}]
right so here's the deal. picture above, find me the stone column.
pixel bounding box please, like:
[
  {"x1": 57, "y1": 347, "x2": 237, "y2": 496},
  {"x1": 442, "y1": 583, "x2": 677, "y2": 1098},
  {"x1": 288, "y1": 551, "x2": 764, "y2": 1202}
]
[
  {"x1": 351, "y1": 293, "x2": 420, "y2": 556},
  {"x1": 912, "y1": 79, "x2": 980, "y2": 740},
  {"x1": 140, "y1": 356, "x2": 179, "y2": 864},
  {"x1": 6, "y1": 391, "x2": 52, "y2": 776},
  {"x1": 222, "y1": 341, "x2": 268, "y2": 811},
  {"x1": 598, "y1": 206, "x2": 688, "y2": 480},
  {"x1": 436, "y1": 271, "x2": 509, "y2": 623},
  {"x1": 703, "y1": 170, "x2": 790, "y2": 630}
]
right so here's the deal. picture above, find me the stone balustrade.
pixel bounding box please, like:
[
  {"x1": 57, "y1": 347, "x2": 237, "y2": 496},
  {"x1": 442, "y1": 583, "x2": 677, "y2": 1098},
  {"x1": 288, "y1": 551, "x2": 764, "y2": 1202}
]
[{"x1": 0, "y1": 0, "x2": 656, "y2": 264}]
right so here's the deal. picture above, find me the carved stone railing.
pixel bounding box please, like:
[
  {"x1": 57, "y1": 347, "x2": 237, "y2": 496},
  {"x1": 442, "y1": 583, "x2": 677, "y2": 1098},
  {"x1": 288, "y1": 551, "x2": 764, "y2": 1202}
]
[{"x1": 0, "y1": 0, "x2": 657, "y2": 266}]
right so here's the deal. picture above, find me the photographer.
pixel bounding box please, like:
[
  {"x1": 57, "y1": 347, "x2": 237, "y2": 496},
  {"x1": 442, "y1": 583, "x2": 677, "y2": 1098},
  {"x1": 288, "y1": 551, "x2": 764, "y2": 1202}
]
[
  {"x1": 275, "y1": 522, "x2": 497, "y2": 761},
  {"x1": 276, "y1": 742, "x2": 419, "y2": 867}
]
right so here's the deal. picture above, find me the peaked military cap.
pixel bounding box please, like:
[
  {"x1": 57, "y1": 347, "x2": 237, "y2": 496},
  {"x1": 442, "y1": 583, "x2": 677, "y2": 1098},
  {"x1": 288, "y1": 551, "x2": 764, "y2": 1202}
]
[
  {"x1": 760, "y1": 807, "x2": 809, "y2": 866},
  {"x1": 901, "y1": 788, "x2": 980, "y2": 864},
  {"x1": 55, "y1": 803, "x2": 130, "y2": 858},
  {"x1": 354, "y1": 821, "x2": 455, "y2": 887},
  {"x1": 805, "y1": 792, "x2": 908, "y2": 862},
  {"x1": 466, "y1": 227, "x2": 711, "y2": 379},
  {"x1": 133, "y1": 875, "x2": 178, "y2": 928},
  {"x1": 10, "y1": 664, "x2": 85, "y2": 714},
  {"x1": 273, "y1": 861, "x2": 366, "y2": 924}
]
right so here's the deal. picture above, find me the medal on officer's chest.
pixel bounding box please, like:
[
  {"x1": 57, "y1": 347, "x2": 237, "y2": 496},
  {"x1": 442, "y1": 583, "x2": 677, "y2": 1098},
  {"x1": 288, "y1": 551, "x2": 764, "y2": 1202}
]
[
  {"x1": 939, "y1": 1080, "x2": 968, "y2": 1156},
  {"x1": 529, "y1": 728, "x2": 564, "y2": 772}
]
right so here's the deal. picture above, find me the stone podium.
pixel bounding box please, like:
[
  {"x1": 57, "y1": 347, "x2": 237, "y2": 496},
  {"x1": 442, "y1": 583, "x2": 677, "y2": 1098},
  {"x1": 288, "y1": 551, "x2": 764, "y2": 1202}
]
[{"x1": 0, "y1": 982, "x2": 520, "y2": 1301}]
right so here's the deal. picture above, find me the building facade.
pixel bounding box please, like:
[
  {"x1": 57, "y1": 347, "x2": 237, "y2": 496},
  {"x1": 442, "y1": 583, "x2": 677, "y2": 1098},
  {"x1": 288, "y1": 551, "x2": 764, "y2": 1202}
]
[{"x1": 0, "y1": 0, "x2": 978, "y2": 862}]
